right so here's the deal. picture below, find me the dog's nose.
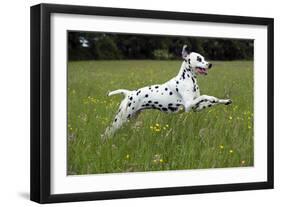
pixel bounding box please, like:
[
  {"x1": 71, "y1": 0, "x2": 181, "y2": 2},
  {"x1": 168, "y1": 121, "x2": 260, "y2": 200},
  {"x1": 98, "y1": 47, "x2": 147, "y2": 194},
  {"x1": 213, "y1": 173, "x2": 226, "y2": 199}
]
[{"x1": 208, "y1": 63, "x2": 212, "y2": 69}]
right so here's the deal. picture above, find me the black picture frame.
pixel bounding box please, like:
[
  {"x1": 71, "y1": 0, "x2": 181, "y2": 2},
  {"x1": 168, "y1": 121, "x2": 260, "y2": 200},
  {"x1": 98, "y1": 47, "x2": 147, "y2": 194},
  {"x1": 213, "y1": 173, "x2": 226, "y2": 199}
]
[{"x1": 30, "y1": 3, "x2": 274, "y2": 204}]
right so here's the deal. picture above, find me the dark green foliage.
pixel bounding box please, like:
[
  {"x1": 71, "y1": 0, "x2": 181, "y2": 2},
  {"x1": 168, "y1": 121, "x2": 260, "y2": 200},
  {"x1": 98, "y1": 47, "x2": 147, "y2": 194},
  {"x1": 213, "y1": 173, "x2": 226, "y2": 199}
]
[{"x1": 68, "y1": 31, "x2": 253, "y2": 61}]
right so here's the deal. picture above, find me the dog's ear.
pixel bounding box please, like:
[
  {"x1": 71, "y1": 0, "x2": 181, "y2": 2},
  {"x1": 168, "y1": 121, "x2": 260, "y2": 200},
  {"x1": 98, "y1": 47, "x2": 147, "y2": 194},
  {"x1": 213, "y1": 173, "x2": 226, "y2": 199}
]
[{"x1": 182, "y1": 45, "x2": 190, "y2": 58}]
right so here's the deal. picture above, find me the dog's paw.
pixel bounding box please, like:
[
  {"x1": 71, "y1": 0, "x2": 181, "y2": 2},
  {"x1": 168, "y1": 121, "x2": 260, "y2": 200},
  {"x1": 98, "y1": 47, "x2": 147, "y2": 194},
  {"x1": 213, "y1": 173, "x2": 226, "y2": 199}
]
[{"x1": 225, "y1": 99, "x2": 232, "y2": 105}]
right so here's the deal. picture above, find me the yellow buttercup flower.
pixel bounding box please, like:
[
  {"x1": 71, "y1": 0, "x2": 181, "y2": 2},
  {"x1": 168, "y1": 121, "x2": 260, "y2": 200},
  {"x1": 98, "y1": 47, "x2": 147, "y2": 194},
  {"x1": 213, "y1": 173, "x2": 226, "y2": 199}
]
[{"x1": 155, "y1": 128, "x2": 160, "y2": 132}]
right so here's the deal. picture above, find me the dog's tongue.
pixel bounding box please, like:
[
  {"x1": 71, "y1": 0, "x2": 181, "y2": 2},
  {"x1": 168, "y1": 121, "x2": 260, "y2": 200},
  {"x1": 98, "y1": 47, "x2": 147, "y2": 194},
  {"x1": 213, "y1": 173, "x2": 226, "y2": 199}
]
[{"x1": 197, "y1": 67, "x2": 207, "y2": 75}]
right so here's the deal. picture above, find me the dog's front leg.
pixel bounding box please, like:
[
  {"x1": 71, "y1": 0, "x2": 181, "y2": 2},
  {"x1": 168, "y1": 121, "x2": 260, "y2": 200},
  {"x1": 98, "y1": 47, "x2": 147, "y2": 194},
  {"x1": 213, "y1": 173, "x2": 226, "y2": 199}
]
[
  {"x1": 184, "y1": 95, "x2": 232, "y2": 112},
  {"x1": 192, "y1": 95, "x2": 232, "y2": 111}
]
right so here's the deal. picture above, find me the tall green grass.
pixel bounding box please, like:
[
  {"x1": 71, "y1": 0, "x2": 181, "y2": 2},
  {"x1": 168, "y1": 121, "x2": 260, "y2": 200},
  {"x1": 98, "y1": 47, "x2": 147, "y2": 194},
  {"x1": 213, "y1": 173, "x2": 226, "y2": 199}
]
[{"x1": 67, "y1": 60, "x2": 253, "y2": 175}]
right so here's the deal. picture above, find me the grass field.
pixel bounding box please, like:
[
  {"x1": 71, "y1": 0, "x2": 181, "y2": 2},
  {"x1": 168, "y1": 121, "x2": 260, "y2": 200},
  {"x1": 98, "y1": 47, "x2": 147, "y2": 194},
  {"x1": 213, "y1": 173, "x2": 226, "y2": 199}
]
[{"x1": 67, "y1": 60, "x2": 253, "y2": 175}]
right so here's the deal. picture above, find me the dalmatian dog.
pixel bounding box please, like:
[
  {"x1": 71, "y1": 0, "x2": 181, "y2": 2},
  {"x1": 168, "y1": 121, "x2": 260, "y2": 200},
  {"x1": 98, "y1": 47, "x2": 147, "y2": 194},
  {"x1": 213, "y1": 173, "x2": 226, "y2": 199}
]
[{"x1": 103, "y1": 45, "x2": 232, "y2": 138}]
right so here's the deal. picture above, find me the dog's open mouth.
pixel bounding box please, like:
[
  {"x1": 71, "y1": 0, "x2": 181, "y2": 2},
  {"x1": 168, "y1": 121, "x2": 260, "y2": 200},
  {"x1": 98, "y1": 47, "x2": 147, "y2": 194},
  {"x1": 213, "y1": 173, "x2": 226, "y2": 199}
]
[{"x1": 196, "y1": 67, "x2": 208, "y2": 75}]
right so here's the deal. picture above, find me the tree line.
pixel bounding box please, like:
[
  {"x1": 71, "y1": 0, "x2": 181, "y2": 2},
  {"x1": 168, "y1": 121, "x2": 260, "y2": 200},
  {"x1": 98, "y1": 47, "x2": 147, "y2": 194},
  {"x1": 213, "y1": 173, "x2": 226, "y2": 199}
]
[{"x1": 68, "y1": 31, "x2": 253, "y2": 61}]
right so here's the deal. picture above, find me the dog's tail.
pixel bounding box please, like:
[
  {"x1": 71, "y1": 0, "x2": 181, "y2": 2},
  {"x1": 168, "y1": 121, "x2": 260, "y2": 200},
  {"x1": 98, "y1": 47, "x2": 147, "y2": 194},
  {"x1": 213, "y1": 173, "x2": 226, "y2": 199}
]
[{"x1": 107, "y1": 89, "x2": 130, "y2": 97}]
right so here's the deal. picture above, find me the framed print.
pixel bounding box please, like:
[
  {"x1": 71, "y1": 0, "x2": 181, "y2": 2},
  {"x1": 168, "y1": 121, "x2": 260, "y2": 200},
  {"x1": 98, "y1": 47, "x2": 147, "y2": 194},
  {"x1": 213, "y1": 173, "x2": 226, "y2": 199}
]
[{"x1": 30, "y1": 3, "x2": 274, "y2": 203}]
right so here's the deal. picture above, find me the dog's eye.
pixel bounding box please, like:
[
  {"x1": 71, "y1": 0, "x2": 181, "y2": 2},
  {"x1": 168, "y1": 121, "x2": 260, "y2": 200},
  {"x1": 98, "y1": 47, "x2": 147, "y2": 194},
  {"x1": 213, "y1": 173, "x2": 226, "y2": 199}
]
[{"x1": 197, "y1": 56, "x2": 202, "y2": 62}]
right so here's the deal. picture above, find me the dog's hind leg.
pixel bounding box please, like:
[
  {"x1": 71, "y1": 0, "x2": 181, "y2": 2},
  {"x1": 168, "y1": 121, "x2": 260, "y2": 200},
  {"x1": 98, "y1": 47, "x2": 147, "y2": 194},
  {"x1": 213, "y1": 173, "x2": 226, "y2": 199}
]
[
  {"x1": 102, "y1": 97, "x2": 132, "y2": 140},
  {"x1": 103, "y1": 115, "x2": 127, "y2": 139}
]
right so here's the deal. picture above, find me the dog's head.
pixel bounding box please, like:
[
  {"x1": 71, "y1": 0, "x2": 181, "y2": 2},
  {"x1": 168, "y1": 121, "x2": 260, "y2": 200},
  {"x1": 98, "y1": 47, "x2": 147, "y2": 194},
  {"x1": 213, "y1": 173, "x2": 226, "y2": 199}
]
[{"x1": 182, "y1": 45, "x2": 212, "y2": 75}]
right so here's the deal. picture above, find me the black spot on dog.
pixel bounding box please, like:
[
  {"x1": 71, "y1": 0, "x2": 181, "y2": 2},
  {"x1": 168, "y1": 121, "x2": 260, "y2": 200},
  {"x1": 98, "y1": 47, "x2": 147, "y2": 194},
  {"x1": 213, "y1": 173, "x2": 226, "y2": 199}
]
[
  {"x1": 225, "y1": 100, "x2": 232, "y2": 105},
  {"x1": 191, "y1": 77, "x2": 195, "y2": 83},
  {"x1": 168, "y1": 107, "x2": 177, "y2": 112},
  {"x1": 168, "y1": 103, "x2": 173, "y2": 106},
  {"x1": 132, "y1": 107, "x2": 135, "y2": 110},
  {"x1": 165, "y1": 88, "x2": 168, "y2": 91},
  {"x1": 148, "y1": 100, "x2": 152, "y2": 103},
  {"x1": 208, "y1": 104, "x2": 212, "y2": 107},
  {"x1": 154, "y1": 101, "x2": 158, "y2": 104},
  {"x1": 114, "y1": 118, "x2": 117, "y2": 122},
  {"x1": 211, "y1": 100, "x2": 216, "y2": 103},
  {"x1": 176, "y1": 104, "x2": 181, "y2": 106},
  {"x1": 187, "y1": 74, "x2": 190, "y2": 78},
  {"x1": 176, "y1": 81, "x2": 179, "y2": 84},
  {"x1": 188, "y1": 58, "x2": 191, "y2": 64},
  {"x1": 155, "y1": 86, "x2": 159, "y2": 89},
  {"x1": 145, "y1": 103, "x2": 149, "y2": 107},
  {"x1": 176, "y1": 88, "x2": 178, "y2": 92},
  {"x1": 129, "y1": 97, "x2": 133, "y2": 101},
  {"x1": 159, "y1": 104, "x2": 163, "y2": 107},
  {"x1": 136, "y1": 90, "x2": 141, "y2": 96},
  {"x1": 127, "y1": 114, "x2": 131, "y2": 118},
  {"x1": 148, "y1": 87, "x2": 151, "y2": 90},
  {"x1": 128, "y1": 102, "x2": 131, "y2": 107},
  {"x1": 169, "y1": 92, "x2": 173, "y2": 95},
  {"x1": 145, "y1": 94, "x2": 149, "y2": 98},
  {"x1": 182, "y1": 72, "x2": 185, "y2": 80},
  {"x1": 162, "y1": 107, "x2": 168, "y2": 111},
  {"x1": 151, "y1": 104, "x2": 156, "y2": 108},
  {"x1": 161, "y1": 93, "x2": 164, "y2": 95}
]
